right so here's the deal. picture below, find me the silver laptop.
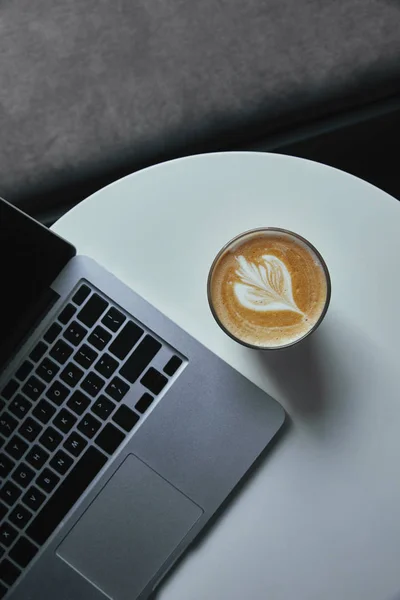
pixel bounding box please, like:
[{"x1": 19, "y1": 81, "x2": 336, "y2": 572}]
[{"x1": 0, "y1": 198, "x2": 285, "y2": 600}]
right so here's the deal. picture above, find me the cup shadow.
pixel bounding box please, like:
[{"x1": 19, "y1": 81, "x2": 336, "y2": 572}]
[{"x1": 253, "y1": 328, "x2": 331, "y2": 422}]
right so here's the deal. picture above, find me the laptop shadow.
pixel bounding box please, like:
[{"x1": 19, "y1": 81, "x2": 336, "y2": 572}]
[{"x1": 150, "y1": 417, "x2": 290, "y2": 598}]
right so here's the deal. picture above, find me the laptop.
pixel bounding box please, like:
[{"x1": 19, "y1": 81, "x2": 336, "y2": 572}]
[{"x1": 0, "y1": 197, "x2": 285, "y2": 600}]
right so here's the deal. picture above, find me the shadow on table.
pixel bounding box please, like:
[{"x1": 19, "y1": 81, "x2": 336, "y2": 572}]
[
  {"x1": 254, "y1": 328, "x2": 330, "y2": 422},
  {"x1": 149, "y1": 416, "x2": 291, "y2": 599},
  {"x1": 150, "y1": 319, "x2": 356, "y2": 597}
]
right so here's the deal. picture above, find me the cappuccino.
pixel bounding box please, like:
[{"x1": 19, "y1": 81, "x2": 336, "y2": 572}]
[{"x1": 208, "y1": 228, "x2": 330, "y2": 348}]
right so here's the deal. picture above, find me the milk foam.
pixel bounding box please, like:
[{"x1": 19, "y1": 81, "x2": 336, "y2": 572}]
[{"x1": 234, "y1": 255, "x2": 304, "y2": 315}]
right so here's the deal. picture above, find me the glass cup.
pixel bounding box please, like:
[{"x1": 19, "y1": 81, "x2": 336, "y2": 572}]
[{"x1": 207, "y1": 228, "x2": 331, "y2": 350}]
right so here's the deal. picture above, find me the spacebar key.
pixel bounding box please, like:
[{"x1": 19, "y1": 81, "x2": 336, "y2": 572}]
[{"x1": 27, "y1": 447, "x2": 107, "y2": 546}]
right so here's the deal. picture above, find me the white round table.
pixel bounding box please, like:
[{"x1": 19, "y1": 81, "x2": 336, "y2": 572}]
[{"x1": 53, "y1": 152, "x2": 400, "y2": 600}]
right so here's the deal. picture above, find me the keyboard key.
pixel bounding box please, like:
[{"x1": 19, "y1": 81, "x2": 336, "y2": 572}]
[
  {"x1": 63, "y1": 431, "x2": 87, "y2": 457},
  {"x1": 72, "y1": 284, "x2": 91, "y2": 306},
  {"x1": 0, "y1": 453, "x2": 15, "y2": 478},
  {"x1": 58, "y1": 303, "x2": 77, "y2": 325},
  {"x1": 101, "y1": 307, "x2": 126, "y2": 332},
  {"x1": 87, "y1": 325, "x2": 112, "y2": 351},
  {"x1": 27, "y1": 447, "x2": 107, "y2": 545},
  {"x1": 0, "y1": 402, "x2": 4, "y2": 415},
  {"x1": 53, "y1": 409, "x2": 77, "y2": 434},
  {"x1": 26, "y1": 445, "x2": 49, "y2": 470},
  {"x1": 0, "y1": 523, "x2": 17, "y2": 547},
  {"x1": 22, "y1": 486, "x2": 46, "y2": 512},
  {"x1": 120, "y1": 335, "x2": 161, "y2": 384},
  {"x1": 92, "y1": 395, "x2": 116, "y2": 420},
  {"x1": 0, "y1": 379, "x2": 18, "y2": 401},
  {"x1": 0, "y1": 582, "x2": 6, "y2": 598},
  {"x1": 9, "y1": 504, "x2": 32, "y2": 529},
  {"x1": 64, "y1": 321, "x2": 87, "y2": 346},
  {"x1": 81, "y1": 372, "x2": 105, "y2": 397},
  {"x1": 0, "y1": 558, "x2": 21, "y2": 586},
  {"x1": 9, "y1": 394, "x2": 32, "y2": 426},
  {"x1": 12, "y1": 463, "x2": 35, "y2": 488},
  {"x1": 9, "y1": 536, "x2": 38, "y2": 568},
  {"x1": 5, "y1": 435, "x2": 28, "y2": 461},
  {"x1": 95, "y1": 423, "x2": 125, "y2": 455},
  {"x1": 29, "y1": 341, "x2": 48, "y2": 363},
  {"x1": 73, "y1": 344, "x2": 98, "y2": 369},
  {"x1": 94, "y1": 354, "x2": 118, "y2": 379},
  {"x1": 22, "y1": 376, "x2": 45, "y2": 402},
  {"x1": 0, "y1": 558, "x2": 20, "y2": 585},
  {"x1": 15, "y1": 360, "x2": 34, "y2": 382},
  {"x1": 0, "y1": 435, "x2": 4, "y2": 449},
  {"x1": 0, "y1": 504, "x2": 6, "y2": 521},
  {"x1": 19, "y1": 417, "x2": 42, "y2": 443},
  {"x1": 0, "y1": 481, "x2": 21, "y2": 506},
  {"x1": 60, "y1": 363, "x2": 84, "y2": 387},
  {"x1": 135, "y1": 392, "x2": 154, "y2": 414},
  {"x1": 43, "y1": 322, "x2": 62, "y2": 344},
  {"x1": 36, "y1": 357, "x2": 60, "y2": 383},
  {"x1": 39, "y1": 426, "x2": 62, "y2": 452},
  {"x1": 50, "y1": 339, "x2": 73, "y2": 365},
  {"x1": 50, "y1": 450, "x2": 73, "y2": 475},
  {"x1": 77, "y1": 293, "x2": 108, "y2": 328},
  {"x1": 46, "y1": 380, "x2": 69, "y2": 406},
  {"x1": 105, "y1": 376, "x2": 129, "y2": 402},
  {"x1": 109, "y1": 321, "x2": 143, "y2": 360},
  {"x1": 112, "y1": 405, "x2": 139, "y2": 432},
  {"x1": 78, "y1": 414, "x2": 101, "y2": 439},
  {"x1": 36, "y1": 468, "x2": 60, "y2": 494},
  {"x1": 0, "y1": 413, "x2": 18, "y2": 438},
  {"x1": 67, "y1": 390, "x2": 90, "y2": 416},
  {"x1": 33, "y1": 399, "x2": 56, "y2": 424},
  {"x1": 164, "y1": 355, "x2": 183, "y2": 376},
  {"x1": 9, "y1": 394, "x2": 32, "y2": 419},
  {"x1": 141, "y1": 368, "x2": 168, "y2": 395}
]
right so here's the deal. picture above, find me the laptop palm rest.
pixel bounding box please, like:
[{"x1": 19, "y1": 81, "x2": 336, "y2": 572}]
[{"x1": 57, "y1": 454, "x2": 203, "y2": 600}]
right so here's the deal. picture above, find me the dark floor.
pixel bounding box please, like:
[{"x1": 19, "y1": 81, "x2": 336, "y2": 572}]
[
  {"x1": 249, "y1": 96, "x2": 400, "y2": 203},
  {"x1": 35, "y1": 96, "x2": 399, "y2": 226}
]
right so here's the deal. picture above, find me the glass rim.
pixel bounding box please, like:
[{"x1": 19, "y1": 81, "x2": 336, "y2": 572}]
[{"x1": 207, "y1": 227, "x2": 332, "y2": 350}]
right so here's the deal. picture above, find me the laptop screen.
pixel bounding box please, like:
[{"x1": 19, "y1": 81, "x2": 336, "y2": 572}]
[{"x1": 0, "y1": 199, "x2": 76, "y2": 371}]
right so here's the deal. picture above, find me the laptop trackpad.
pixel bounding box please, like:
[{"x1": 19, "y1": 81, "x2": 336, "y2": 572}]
[{"x1": 57, "y1": 454, "x2": 203, "y2": 600}]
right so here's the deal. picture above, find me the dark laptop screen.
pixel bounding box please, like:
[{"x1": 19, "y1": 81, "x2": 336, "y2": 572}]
[{"x1": 0, "y1": 199, "x2": 76, "y2": 371}]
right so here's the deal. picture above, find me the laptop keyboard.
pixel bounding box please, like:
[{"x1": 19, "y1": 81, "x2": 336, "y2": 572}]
[{"x1": 0, "y1": 282, "x2": 184, "y2": 597}]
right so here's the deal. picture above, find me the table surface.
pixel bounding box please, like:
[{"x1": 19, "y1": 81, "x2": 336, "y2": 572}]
[{"x1": 53, "y1": 152, "x2": 400, "y2": 600}]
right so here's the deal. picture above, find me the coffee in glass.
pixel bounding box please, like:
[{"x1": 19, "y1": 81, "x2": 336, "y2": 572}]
[{"x1": 208, "y1": 228, "x2": 331, "y2": 349}]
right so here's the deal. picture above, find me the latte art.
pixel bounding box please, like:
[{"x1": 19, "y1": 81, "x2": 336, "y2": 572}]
[
  {"x1": 234, "y1": 255, "x2": 304, "y2": 314},
  {"x1": 208, "y1": 229, "x2": 330, "y2": 348}
]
